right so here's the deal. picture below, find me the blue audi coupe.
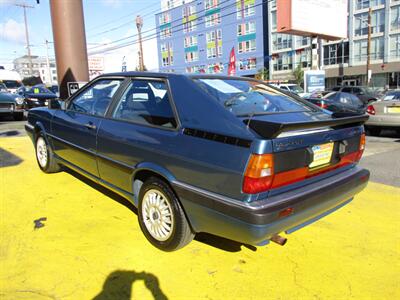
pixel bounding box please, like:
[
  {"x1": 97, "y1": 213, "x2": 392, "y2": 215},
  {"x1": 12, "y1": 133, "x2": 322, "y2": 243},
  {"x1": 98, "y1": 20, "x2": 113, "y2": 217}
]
[{"x1": 25, "y1": 73, "x2": 370, "y2": 251}]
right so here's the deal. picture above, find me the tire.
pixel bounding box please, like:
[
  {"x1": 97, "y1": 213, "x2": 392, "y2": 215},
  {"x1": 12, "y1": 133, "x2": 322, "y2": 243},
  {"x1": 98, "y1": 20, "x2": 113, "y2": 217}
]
[
  {"x1": 13, "y1": 112, "x2": 24, "y2": 121},
  {"x1": 368, "y1": 127, "x2": 381, "y2": 136},
  {"x1": 138, "y1": 177, "x2": 194, "y2": 251},
  {"x1": 35, "y1": 132, "x2": 62, "y2": 173}
]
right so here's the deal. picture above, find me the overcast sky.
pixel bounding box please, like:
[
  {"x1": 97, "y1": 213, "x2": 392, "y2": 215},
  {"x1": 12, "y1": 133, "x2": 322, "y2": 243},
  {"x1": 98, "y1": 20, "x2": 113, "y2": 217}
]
[{"x1": 0, "y1": 0, "x2": 160, "y2": 72}]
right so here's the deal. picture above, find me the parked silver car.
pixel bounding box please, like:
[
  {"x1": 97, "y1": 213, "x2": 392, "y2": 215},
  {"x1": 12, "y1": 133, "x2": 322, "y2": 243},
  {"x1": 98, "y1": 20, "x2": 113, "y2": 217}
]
[{"x1": 365, "y1": 90, "x2": 400, "y2": 135}]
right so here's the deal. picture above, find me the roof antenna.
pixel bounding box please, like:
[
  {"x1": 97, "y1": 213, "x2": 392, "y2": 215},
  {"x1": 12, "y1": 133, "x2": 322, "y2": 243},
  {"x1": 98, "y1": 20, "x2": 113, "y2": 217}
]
[{"x1": 246, "y1": 102, "x2": 257, "y2": 130}]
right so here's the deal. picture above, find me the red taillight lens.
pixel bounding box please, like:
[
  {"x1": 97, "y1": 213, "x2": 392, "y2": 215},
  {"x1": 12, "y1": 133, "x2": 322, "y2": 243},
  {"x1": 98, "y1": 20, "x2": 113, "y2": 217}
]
[
  {"x1": 316, "y1": 100, "x2": 327, "y2": 109},
  {"x1": 355, "y1": 133, "x2": 366, "y2": 161},
  {"x1": 243, "y1": 154, "x2": 274, "y2": 194},
  {"x1": 367, "y1": 105, "x2": 375, "y2": 115}
]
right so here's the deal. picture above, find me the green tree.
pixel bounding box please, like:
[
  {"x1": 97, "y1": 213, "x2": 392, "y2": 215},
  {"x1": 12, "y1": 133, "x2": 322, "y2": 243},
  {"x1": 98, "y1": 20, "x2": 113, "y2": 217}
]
[
  {"x1": 255, "y1": 67, "x2": 269, "y2": 80},
  {"x1": 293, "y1": 64, "x2": 304, "y2": 87}
]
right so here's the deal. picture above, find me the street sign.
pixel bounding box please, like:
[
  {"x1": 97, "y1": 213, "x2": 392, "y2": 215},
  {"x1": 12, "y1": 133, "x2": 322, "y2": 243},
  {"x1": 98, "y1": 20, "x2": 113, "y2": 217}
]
[{"x1": 67, "y1": 81, "x2": 86, "y2": 96}]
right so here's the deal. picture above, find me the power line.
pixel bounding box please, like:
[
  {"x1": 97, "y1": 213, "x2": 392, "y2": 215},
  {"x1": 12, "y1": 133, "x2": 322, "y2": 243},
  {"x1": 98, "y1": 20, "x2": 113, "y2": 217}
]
[
  {"x1": 88, "y1": 0, "x2": 271, "y2": 56},
  {"x1": 88, "y1": 0, "x2": 235, "y2": 51}
]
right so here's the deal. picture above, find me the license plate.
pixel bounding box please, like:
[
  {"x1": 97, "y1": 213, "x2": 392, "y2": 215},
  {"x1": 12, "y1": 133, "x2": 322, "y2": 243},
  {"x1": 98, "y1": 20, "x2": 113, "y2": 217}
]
[
  {"x1": 387, "y1": 107, "x2": 400, "y2": 113},
  {"x1": 309, "y1": 142, "x2": 334, "y2": 169}
]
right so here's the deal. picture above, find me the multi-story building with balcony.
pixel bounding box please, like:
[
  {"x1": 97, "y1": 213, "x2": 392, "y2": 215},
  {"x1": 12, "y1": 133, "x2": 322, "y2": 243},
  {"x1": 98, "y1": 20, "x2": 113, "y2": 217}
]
[
  {"x1": 156, "y1": 0, "x2": 400, "y2": 88},
  {"x1": 267, "y1": 0, "x2": 400, "y2": 89},
  {"x1": 155, "y1": 0, "x2": 269, "y2": 76}
]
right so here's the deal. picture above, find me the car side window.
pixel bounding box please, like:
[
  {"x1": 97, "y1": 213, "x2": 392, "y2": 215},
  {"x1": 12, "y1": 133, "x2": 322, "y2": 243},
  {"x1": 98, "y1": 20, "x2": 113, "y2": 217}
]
[
  {"x1": 350, "y1": 94, "x2": 364, "y2": 107},
  {"x1": 68, "y1": 79, "x2": 123, "y2": 116},
  {"x1": 353, "y1": 87, "x2": 361, "y2": 94},
  {"x1": 112, "y1": 80, "x2": 177, "y2": 128},
  {"x1": 342, "y1": 87, "x2": 352, "y2": 93}
]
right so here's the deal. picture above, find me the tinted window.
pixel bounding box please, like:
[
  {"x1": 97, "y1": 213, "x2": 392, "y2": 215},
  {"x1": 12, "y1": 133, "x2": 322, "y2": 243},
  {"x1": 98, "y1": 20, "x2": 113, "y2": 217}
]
[
  {"x1": 69, "y1": 79, "x2": 122, "y2": 116},
  {"x1": 353, "y1": 87, "x2": 362, "y2": 94},
  {"x1": 350, "y1": 94, "x2": 364, "y2": 107},
  {"x1": 28, "y1": 86, "x2": 52, "y2": 94},
  {"x1": 339, "y1": 93, "x2": 352, "y2": 105},
  {"x1": 2, "y1": 80, "x2": 22, "y2": 89},
  {"x1": 113, "y1": 80, "x2": 176, "y2": 128},
  {"x1": 342, "y1": 87, "x2": 352, "y2": 93},
  {"x1": 331, "y1": 87, "x2": 341, "y2": 91},
  {"x1": 194, "y1": 78, "x2": 310, "y2": 117},
  {"x1": 383, "y1": 92, "x2": 400, "y2": 101}
]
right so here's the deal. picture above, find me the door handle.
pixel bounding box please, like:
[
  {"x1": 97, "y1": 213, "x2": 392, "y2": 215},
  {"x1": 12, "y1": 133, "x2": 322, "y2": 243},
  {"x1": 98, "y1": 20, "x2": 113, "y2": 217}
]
[{"x1": 84, "y1": 122, "x2": 96, "y2": 130}]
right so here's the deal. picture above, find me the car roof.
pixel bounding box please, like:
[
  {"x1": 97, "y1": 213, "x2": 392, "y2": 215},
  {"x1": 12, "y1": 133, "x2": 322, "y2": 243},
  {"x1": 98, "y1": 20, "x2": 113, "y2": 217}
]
[{"x1": 98, "y1": 72, "x2": 259, "y2": 82}]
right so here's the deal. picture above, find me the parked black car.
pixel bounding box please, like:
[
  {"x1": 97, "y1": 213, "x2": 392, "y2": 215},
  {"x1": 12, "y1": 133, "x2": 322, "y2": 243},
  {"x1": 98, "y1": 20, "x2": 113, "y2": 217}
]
[
  {"x1": 305, "y1": 92, "x2": 366, "y2": 115},
  {"x1": 22, "y1": 85, "x2": 58, "y2": 109},
  {"x1": 331, "y1": 86, "x2": 378, "y2": 105}
]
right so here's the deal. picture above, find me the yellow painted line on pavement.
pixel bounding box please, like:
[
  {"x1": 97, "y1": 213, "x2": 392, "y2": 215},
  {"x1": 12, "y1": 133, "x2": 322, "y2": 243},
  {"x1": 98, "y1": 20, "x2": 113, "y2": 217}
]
[{"x1": 1, "y1": 136, "x2": 399, "y2": 300}]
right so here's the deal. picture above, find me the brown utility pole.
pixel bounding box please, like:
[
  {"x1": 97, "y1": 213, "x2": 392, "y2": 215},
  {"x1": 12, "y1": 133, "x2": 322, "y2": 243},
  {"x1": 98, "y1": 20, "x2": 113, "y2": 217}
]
[
  {"x1": 50, "y1": 0, "x2": 89, "y2": 99},
  {"x1": 366, "y1": 7, "x2": 372, "y2": 86},
  {"x1": 136, "y1": 15, "x2": 145, "y2": 71},
  {"x1": 15, "y1": 3, "x2": 34, "y2": 75}
]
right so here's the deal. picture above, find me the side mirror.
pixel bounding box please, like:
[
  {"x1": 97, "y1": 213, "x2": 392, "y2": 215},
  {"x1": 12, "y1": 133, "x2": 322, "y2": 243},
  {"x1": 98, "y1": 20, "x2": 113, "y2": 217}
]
[{"x1": 48, "y1": 99, "x2": 65, "y2": 110}]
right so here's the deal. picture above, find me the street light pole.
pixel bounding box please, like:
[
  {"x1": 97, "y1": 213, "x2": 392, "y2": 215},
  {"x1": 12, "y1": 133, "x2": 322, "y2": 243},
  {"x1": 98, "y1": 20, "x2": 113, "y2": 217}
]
[
  {"x1": 366, "y1": 7, "x2": 372, "y2": 86},
  {"x1": 136, "y1": 15, "x2": 144, "y2": 71},
  {"x1": 45, "y1": 39, "x2": 51, "y2": 84}
]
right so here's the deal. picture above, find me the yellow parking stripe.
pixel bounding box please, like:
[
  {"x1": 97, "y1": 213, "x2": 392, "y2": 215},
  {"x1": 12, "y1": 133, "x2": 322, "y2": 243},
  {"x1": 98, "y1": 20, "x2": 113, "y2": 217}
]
[{"x1": 1, "y1": 136, "x2": 399, "y2": 299}]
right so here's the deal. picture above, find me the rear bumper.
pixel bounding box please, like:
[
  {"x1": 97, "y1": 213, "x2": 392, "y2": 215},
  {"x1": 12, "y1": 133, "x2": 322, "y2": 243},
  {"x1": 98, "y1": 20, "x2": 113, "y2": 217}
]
[
  {"x1": 174, "y1": 166, "x2": 369, "y2": 245},
  {"x1": 366, "y1": 115, "x2": 400, "y2": 127}
]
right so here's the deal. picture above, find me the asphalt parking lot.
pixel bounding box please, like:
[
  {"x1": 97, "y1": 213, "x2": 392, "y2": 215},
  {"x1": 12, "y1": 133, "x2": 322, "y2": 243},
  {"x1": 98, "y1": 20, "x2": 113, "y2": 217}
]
[{"x1": 1, "y1": 118, "x2": 399, "y2": 299}]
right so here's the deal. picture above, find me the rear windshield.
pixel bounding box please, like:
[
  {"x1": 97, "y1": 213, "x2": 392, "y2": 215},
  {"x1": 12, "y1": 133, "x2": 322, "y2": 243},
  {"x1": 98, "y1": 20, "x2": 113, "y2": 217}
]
[
  {"x1": 193, "y1": 78, "x2": 311, "y2": 117},
  {"x1": 383, "y1": 92, "x2": 400, "y2": 101},
  {"x1": 1, "y1": 80, "x2": 22, "y2": 89},
  {"x1": 27, "y1": 86, "x2": 52, "y2": 94}
]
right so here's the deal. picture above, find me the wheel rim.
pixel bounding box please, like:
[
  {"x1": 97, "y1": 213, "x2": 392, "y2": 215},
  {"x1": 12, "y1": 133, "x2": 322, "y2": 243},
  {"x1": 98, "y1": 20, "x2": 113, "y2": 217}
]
[
  {"x1": 36, "y1": 137, "x2": 48, "y2": 168},
  {"x1": 142, "y1": 189, "x2": 174, "y2": 242}
]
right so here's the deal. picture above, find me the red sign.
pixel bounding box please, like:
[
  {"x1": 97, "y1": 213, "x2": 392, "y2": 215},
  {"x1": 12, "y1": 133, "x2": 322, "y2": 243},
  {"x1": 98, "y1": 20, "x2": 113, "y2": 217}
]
[{"x1": 228, "y1": 47, "x2": 236, "y2": 76}]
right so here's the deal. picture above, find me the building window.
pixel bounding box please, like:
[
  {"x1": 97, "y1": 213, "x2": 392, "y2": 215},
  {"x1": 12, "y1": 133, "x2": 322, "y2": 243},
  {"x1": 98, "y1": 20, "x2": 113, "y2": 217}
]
[
  {"x1": 295, "y1": 48, "x2": 311, "y2": 68},
  {"x1": 239, "y1": 57, "x2": 256, "y2": 70},
  {"x1": 273, "y1": 53, "x2": 293, "y2": 71},
  {"x1": 355, "y1": 0, "x2": 385, "y2": 10},
  {"x1": 237, "y1": 21, "x2": 256, "y2": 36},
  {"x1": 184, "y1": 35, "x2": 198, "y2": 48},
  {"x1": 323, "y1": 42, "x2": 349, "y2": 65},
  {"x1": 296, "y1": 36, "x2": 310, "y2": 48},
  {"x1": 160, "y1": 26, "x2": 172, "y2": 39},
  {"x1": 161, "y1": 43, "x2": 173, "y2": 66},
  {"x1": 205, "y1": 0, "x2": 219, "y2": 10},
  {"x1": 271, "y1": 11, "x2": 277, "y2": 32},
  {"x1": 185, "y1": 51, "x2": 199, "y2": 63},
  {"x1": 238, "y1": 39, "x2": 256, "y2": 53},
  {"x1": 183, "y1": 5, "x2": 197, "y2": 33},
  {"x1": 272, "y1": 33, "x2": 292, "y2": 51},
  {"x1": 206, "y1": 63, "x2": 224, "y2": 74},
  {"x1": 354, "y1": 37, "x2": 384, "y2": 62},
  {"x1": 159, "y1": 12, "x2": 171, "y2": 25},
  {"x1": 391, "y1": 6, "x2": 400, "y2": 31},
  {"x1": 390, "y1": 34, "x2": 400, "y2": 59},
  {"x1": 186, "y1": 66, "x2": 201, "y2": 73},
  {"x1": 236, "y1": 0, "x2": 255, "y2": 19},
  {"x1": 205, "y1": 13, "x2": 221, "y2": 27},
  {"x1": 354, "y1": 9, "x2": 385, "y2": 36},
  {"x1": 206, "y1": 30, "x2": 222, "y2": 58}
]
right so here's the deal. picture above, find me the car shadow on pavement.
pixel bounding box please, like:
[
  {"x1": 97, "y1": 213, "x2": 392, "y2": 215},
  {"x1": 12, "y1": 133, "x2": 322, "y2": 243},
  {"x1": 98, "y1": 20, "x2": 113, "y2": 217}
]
[
  {"x1": 93, "y1": 270, "x2": 168, "y2": 300},
  {"x1": 195, "y1": 233, "x2": 257, "y2": 252},
  {"x1": 0, "y1": 147, "x2": 23, "y2": 167},
  {"x1": 65, "y1": 168, "x2": 257, "y2": 253},
  {"x1": 65, "y1": 168, "x2": 138, "y2": 215}
]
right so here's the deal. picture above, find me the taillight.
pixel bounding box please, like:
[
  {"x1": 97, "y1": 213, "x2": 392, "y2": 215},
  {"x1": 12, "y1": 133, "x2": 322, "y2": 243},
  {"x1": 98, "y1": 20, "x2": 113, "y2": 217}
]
[
  {"x1": 367, "y1": 105, "x2": 375, "y2": 115},
  {"x1": 243, "y1": 154, "x2": 274, "y2": 194},
  {"x1": 316, "y1": 100, "x2": 327, "y2": 109},
  {"x1": 355, "y1": 133, "x2": 366, "y2": 161}
]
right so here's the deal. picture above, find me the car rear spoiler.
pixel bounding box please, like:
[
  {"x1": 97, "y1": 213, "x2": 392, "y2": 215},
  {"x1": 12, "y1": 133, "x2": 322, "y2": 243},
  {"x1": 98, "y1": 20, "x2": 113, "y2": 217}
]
[{"x1": 243, "y1": 114, "x2": 369, "y2": 139}]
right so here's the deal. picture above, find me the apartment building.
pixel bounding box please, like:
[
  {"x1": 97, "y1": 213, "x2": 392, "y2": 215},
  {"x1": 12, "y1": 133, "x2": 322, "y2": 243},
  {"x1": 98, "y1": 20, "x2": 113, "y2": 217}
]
[{"x1": 156, "y1": 0, "x2": 269, "y2": 76}]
